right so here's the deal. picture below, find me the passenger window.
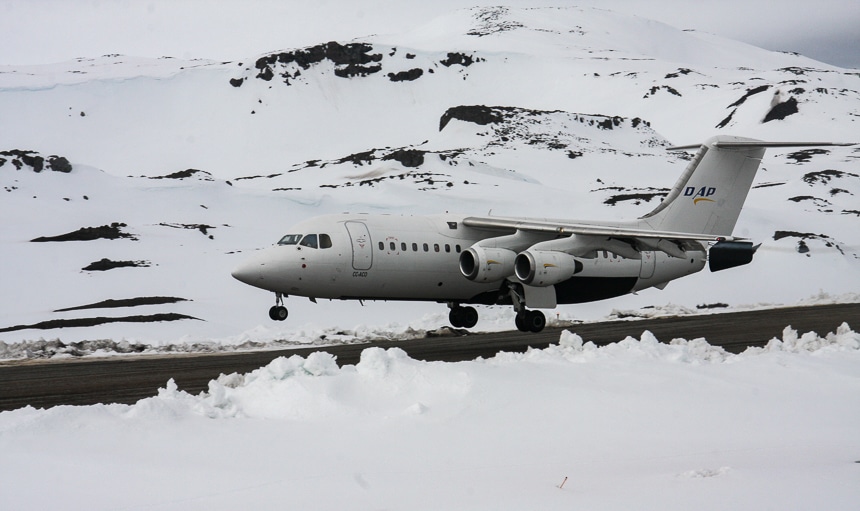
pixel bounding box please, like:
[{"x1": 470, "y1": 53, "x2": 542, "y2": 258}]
[
  {"x1": 412, "y1": 243, "x2": 418, "y2": 252},
  {"x1": 456, "y1": 245, "x2": 461, "y2": 253},
  {"x1": 319, "y1": 234, "x2": 332, "y2": 249},
  {"x1": 379, "y1": 242, "x2": 384, "y2": 251},
  {"x1": 434, "y1": 244, "x2": 440, "y2": 253},
  {"x1": 445, "y1": 244, "x2": 451, "y2": 253},
  {"x1": 278, "y1": 234, "x2": 302, "y2": 245},
  {"x1": 401, "y1": 242, "x2": 407, "y2": 251},
  {"x1": 423, "y1": 243, "x2": 429, "y2": 252},
  {"x1": 300, "y1": 234, "x2": 318, "y2": 249},
  {"x1": 390, "y1": 242, "x2": 396, "y2": 251}
]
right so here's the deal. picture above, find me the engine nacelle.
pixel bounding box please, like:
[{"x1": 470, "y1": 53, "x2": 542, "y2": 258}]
[
  {"x1": 515, "y1": 250, "x2": 583, "y2": 286},
  {"x1": 708, "y1": 241, "x2": 757, "y2": 272},
  {"x1": 459, "y1": 246, "x2": 517, "y2": 282}
]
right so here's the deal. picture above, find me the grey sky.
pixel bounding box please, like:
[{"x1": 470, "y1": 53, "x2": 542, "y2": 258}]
[
  {"x1": 0, "y1": 0, "x2": 857, "y2": 68},
  {"x1": 599, "y1": 0, "x2": 860, "y2": 68}
]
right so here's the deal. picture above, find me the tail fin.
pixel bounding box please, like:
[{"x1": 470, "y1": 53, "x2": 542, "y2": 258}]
[{"x1": 639, "y1": 136, "x2": 852, "y2": 236}]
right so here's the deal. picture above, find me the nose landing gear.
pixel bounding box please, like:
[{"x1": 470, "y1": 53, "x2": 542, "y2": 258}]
[
  {"x1": 269, "y1": 306, "x2": 288, "y2": 321},
  {"x1": 269, "y1": 293, "x2": 288, "y2": 321}
]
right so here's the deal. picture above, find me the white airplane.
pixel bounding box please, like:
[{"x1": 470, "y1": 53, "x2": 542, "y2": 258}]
[{"x1": 232, "y1": 136, "x2": 852, "y2": 333}]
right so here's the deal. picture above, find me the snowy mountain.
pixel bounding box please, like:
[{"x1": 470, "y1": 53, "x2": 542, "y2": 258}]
[{"x1": 1, "y1": 5, "x2": 859, "y2": 351}]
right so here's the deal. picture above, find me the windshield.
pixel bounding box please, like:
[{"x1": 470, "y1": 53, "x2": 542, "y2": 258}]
[
  {"x1": 278, "y1": 234, "x2": 303, "y2": 245},
  {"x1": 299, "y1": 234, "x2": 318, "y2": 249}
]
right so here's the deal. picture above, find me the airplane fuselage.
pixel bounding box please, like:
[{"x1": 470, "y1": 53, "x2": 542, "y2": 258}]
[{"x1": 233, "y1": 213, "x2": 707, "y2": 307}]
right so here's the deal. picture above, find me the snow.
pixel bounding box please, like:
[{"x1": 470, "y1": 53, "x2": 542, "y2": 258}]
[
  {"x1": 1, "y1": 4, "x2": 859, "y2": 355},
  {"x1": 1, "y1": 326, "x2": 858, "y2": 510},
  {"x1": 1, "y1": 5, "x2": 860, "y2": 507}
]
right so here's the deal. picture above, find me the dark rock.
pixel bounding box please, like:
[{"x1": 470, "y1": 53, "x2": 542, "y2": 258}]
[
  {"x1": 664, "y1": 68, "x2": 694, "y2": 79},
  {"x1": 158, "y1": 223, "x2": 216, "y2": 236},
  {"x1": 257, "y1": 67, "x2": 274, "y2": 81},
  {"x1": 787, "y1": 148, "x2": 830, "y2": 164},
  {"x1": 229, "y1": 77, "x2": 244, "y2": 87},
  {"x1": 31, "y1": 223, "x2": 137, "y2": 242},
  {"x1": 802, "y1": 168, "x2": 857, "y2": 183},
  {"x1": 643, "y1": 85, "x2": 682, "y2": 98},
  {"x1": 0, "y1": 313, "x2": 199, "y2": 334},
  {"x1": 383, "y1": 149, "x2": 426, "y2": 168},
  {"x1": 388, "y1": 68, "x2": 424, "y2": 82},
  {"x1": 47, "y1": 156, "x2": 72, "y2": 173},
  {"x1": 773, "y1": 230, "x2": 826, "y2": 241},
  {"x1": 439, "y1": 105, "x2": 511, "y2": 131},
  {"x1": 604, "y1": 190, "x2": 669, "y2": 206},
  {"x1": 333, "y1": 63, "x2": 382, "y2": 78},
  {"x1": 0, "y1": 150, "x2": 48, "y2": 173},
  {"x1": 727, "y1": 85, "x2": 770, "y2": 108},
  {"x1": 696, "y1": 303, "x2": 729, "y2": 309},
  {"x1": 763, "y1": 97, "x2": 798, "y2": 122},
  {"x1": 82, "y1": 259, "x2": 150, "y2": 271},
  {"x1": 716, "y1": 108, "x2": 737, "y2": 129},
  {"x1": 338, "y1": 150, "x2": 377, "y2": 166},
  {"x1": 148, "y1": 169, "x2": 214, "y2": 180},
  {"x1": 440, "y1": 52, "x2": 475, "y2": 67},
  {"x1": 252, "y1": 41, "x2": 383, "y2": 84}
]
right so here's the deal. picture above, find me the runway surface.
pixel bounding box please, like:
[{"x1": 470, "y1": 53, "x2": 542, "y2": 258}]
[{"x1": 0, "y1": 302, "x2": 857, "y2": 412}]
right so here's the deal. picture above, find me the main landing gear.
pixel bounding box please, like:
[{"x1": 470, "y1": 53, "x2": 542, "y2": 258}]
[
  {"x1": 448, "y1": 304, "x2": 479, "y2": 329},
  {"x1": 508, "y1": 282, "x2": 546, "y2": 333},
  {"x1": 515, "y1": 309, "x2": 546, "y2": 333},
  {"x1": 269, "y1": 293, "x2": 288, "y2": 321}
]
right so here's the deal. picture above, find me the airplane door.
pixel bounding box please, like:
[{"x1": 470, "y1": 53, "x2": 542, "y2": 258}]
[
  {"x1": 639, "y1": 250, "x2": 656, "y2": 279},
  {"x1": 345, "y1": 221, "x2": 373, "y2": 271}
]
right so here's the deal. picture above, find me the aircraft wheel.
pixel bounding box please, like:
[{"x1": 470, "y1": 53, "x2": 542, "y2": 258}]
[
  {"x1": 526, "y1": 310, "x2": 546, "y2": 333},
  {"x1": 269, "y1": 305, "x2": 288, "y2": 321},
  {"x1": 515, "y1": 312, "x2": 528, "y2": 332},
  {"x1": 450, "y1": 306, "x2": 479, "y2": 329},
  {"x1": 449, "y1": 308, "x2": 463, "y2": 328},
  {"x1": 461, "y1": 306, "x2": 479, "y2": 329}
]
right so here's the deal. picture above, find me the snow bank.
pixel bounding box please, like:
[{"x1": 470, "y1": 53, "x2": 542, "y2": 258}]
[
  {"x1": 111, "y1": 323, "x2": 860, "y2": 420},
  {"x1": 1, "y1": 326, "x2": 858, "y2": 511}
]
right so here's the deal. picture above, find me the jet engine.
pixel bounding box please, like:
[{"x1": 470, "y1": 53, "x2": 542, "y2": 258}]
[
  {"x1": 459, "y1": 246, "x2": 517, "y2": 282},
  {"x1": 708, "y1": 241, "x2": 757, "y2": 272},
  {"x1": 514, "y1": 250, "x2": 583, "y2": 286}
]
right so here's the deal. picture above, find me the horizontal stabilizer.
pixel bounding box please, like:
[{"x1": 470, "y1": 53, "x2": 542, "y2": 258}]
[{"x1": 668, "y1": 141, "x2": 856, "y2": 151}]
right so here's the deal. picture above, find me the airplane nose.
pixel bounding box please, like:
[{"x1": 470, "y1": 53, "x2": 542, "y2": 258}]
[{"x1": 231, "y1": 261, "x2": 261, "y2": 286}]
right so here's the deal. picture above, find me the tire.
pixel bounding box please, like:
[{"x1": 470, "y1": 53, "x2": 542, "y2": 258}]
[
  {"x1": 462, "y1": 307, "x2": 479, "y2": 329},
  {"x1": 526, "y1": 310, "x2": 546, "y2": 333},
  {"x1": 269, "y1": 306, "x2": 288, "y2": 321},
  {"x1": 515, "y1": 312, "x2": 528, "y2": 332},
  {"x1": 449, "y1": 308, "x2": 464, "y2": 328}
]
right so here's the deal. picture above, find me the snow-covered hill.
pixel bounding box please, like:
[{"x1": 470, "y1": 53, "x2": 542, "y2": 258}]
[{"x1": 1, "y1": 5, "x2": 859, "y2": 351}]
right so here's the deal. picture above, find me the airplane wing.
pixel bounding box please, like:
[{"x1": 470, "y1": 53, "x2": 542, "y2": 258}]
[
  {"x1": 462, "y1": 216, "x2": 737, "y2": 242},
  {"x1": 461, "y1": 216, "x2": 738, "y2": 259}
]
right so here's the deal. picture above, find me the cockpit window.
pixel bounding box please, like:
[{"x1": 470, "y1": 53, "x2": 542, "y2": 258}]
[
  {"x1": 299, "y1": 234, "x2": 318, "y2": 249},
  {"x1": 278, "y1": 234, "x2": 302, "y2": 245},
  {"x1": 319, "y1": 234, "x2": 332, "y2": 249}
]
